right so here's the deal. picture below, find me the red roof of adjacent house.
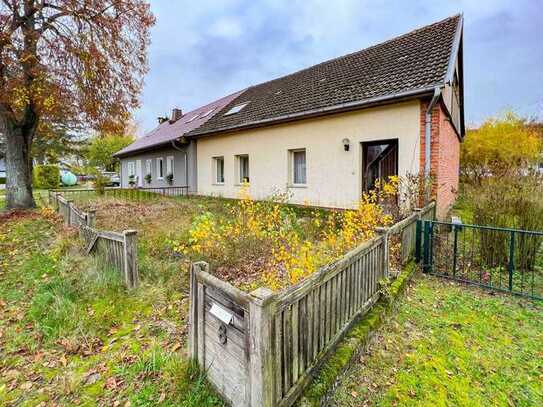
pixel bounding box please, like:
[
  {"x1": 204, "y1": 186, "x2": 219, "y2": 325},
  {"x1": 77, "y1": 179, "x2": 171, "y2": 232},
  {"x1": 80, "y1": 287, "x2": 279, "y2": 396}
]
[{"x1": 114, "y1": 90, "x2": 244, "y2": 157}]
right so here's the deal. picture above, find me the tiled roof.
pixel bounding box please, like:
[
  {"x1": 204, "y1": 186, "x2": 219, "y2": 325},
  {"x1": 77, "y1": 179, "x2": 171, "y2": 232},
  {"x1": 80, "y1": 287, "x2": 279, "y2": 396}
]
[
  {"x1": 189, "y1": 14, "x2": 461, "y2": 137},
  {"x1": 114, "y1": 90, "x2": 244, "y2": 156},
  {"x1": 116, "y1": 14, "x2": 461, "y2": 155}
]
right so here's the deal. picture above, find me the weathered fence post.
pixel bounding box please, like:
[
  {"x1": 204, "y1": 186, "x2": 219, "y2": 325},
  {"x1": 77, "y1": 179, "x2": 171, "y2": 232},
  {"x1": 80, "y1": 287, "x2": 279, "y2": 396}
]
[
  {"x1": 376, "y1": 226, "x2": 390, "y2": 278},
  {"x1": 123, "y1": 230, "x2": 138, "y2": 288},
  {"x1": 249, "y1": 287, "x2": 275, "y2": 407},
  {"x1": 189, "y1": 261, "x2": 208, "y2": 367},
  {"x1": 188, "y1": 262, "x2": 200, "y2": 361},
  {"x1": 65, "y1": 200, "x2": 73, "y2": 226},
  {"x1": 86, "y1": 210, "x2": 96, "y2": 228}
]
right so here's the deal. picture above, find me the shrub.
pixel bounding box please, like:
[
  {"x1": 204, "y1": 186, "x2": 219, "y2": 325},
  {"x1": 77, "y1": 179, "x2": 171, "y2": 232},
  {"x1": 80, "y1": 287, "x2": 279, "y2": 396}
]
[
  {"x1": 0, "y1": 177, "x2": 5, "y2": 184},
  {"x1": 93, "y1": 173, "x2": 108, "y2": 195},
  {"x1": 461, "y1": 112, "x2": 541, "y2": 185},
  {"x1": 171, "y1": 178, "x2": 398, "y2": 291},
  {"x1": 166, "y1": 172, "x2": 173, "y2": 185},
  {"x1": 144, "y1": 173, "x2": 152, "y2": 184},
  {"x1": 128, "y1": 174, "x2": 136, "y2": 187},
  {"x1": 463, "y1": 173, "x2": 543, "y2": 270},
  {"x1": 33, "y1": 164, "x2": 60, "y2": 189}
]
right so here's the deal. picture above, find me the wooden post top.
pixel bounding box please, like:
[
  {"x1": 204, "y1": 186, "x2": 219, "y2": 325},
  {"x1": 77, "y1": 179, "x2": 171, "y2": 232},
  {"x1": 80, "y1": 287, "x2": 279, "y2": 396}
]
[{"x1": 250, "y1": 287, "x2": 274, "y2": 300}]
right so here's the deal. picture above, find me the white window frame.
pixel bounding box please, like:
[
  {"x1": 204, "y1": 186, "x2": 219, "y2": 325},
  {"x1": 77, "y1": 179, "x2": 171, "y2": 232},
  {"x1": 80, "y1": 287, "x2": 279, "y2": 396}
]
[
  {"x1": 166, "y1": 156, "x2": 174, "y2": 179},
  {"x1": 213, "y1": 156, "x2": 225, "y2": 184},
  {"x1": 127, "y1": 161, "x2": 136, "y2": 177},
  {"x1": 289, "y1": 149, "x2": 307, "y2": 186},
  {"x1": 145, "y1": 159, "x2": 152, "y2": 177},
  {"x1": 157, "y1": 157, "x2": 164, "y2": 180},
  {"x1": 236, "y1": 154, "x2": 250, "y2": 184}
]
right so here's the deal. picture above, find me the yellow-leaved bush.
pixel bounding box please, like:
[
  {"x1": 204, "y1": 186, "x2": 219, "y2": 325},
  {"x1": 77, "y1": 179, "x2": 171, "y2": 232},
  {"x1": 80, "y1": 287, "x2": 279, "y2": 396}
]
[{"x1": 171, "y1": 178, "x2": 398, "y2": 291}]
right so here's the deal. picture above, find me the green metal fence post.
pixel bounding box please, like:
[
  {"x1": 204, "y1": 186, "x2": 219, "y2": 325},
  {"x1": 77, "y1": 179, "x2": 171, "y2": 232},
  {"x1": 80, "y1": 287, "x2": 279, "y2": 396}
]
[
  {"x1": 452, "y1": 225, "x2": 459, "y2": 277},
  {"x1": 508, "y1": 231, "x2": 515, "y2": 292},
  {"x1": 415, "y1": 220, "x2": 422, "y2": 263},
  {"x1": 423, "y1": 221, "x2": 431, "y2": 273}
]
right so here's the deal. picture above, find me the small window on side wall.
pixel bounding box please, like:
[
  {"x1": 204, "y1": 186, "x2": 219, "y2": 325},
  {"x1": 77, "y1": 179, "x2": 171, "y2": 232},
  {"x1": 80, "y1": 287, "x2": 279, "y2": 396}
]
[
  {"x1": 290, "y1": 149, "x2": 307, "y2": 185},
  {"x1": 237, "y1": 155, "x2": 249, "y2": 184},
  {"x1": 214, "y1": 157, "x2": 224, "y2": 184},
  {"x1": 127, "y1": 161, "x2": 136, "y2": 177},
  {"x1": 166, "y1": 156, "x2": 174, "y2": 179},
  {"x1": 157, "y1": 157, "x2": 164, "y2": 179}
]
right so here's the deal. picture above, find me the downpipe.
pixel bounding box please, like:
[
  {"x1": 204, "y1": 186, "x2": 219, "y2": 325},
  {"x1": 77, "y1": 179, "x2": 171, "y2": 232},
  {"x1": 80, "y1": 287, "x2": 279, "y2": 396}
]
[{"x1": 171, "y1": 139, "x2": 189, "y2": 189}]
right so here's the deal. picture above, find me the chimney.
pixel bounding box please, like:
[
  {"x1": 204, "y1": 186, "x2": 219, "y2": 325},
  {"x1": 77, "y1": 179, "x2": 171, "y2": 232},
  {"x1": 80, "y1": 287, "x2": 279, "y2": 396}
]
[{"x1": 170, "y1": 108, "x2": 183, "y2": 123}]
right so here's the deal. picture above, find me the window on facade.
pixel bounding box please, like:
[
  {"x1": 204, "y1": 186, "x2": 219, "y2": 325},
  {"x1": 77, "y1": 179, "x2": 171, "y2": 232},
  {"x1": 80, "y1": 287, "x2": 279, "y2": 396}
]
[
  {"x1": 237, "y1": 155, "x2": 249, "y2": 183},
  {"x1": 157, "y1": 157, "x2": 164, "y2": 179},
  {"x1": 214, "y1": 157, "x2": 225, "y2": 184},
  {"x1": 145, "y1": 159, "x2": 152, "y2": 176},
  {"x1": 166, "y1": 156, "x2": 174, "y2": 178},
  {"x1": 362, "y1": 139, "x2": 398, "y2": 192},
  {"x1": 127, "y1": 162, "x2": 136, "y2": 177},
  {"x1": 290, "y1": 149, "x2": 307, "y2": 185}
]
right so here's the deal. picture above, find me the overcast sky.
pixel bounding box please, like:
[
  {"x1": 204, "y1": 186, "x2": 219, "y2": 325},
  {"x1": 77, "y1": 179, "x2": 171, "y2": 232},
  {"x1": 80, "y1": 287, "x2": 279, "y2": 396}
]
[{"x1": 133, "y1": 0, "x2": 543, "y2": 134}]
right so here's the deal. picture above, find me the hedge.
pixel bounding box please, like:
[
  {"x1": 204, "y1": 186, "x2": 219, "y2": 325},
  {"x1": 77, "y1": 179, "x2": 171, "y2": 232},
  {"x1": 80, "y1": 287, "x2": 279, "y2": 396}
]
[{"x1": 33, "y1": 165, "x2": 60, "y2": 189}]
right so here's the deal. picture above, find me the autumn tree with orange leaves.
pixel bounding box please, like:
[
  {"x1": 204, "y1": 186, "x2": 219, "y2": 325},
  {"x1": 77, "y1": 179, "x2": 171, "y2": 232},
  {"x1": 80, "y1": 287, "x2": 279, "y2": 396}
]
[{"x1": 0, "y1": 1, "x2": 154, "y2": 208}]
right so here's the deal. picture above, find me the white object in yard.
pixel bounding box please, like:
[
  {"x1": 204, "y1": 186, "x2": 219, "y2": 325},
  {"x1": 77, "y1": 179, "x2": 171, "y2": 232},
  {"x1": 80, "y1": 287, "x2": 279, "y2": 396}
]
[
  {"x1": 451, "y1": 216, "x2": 462, "y2": 225},
  {"x1": 210, "y1": 303, "x2": 234, "y2": 325}
]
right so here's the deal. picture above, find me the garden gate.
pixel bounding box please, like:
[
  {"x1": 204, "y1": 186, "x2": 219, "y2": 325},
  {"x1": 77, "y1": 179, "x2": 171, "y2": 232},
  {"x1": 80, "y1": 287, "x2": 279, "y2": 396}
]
[{"x1": 417, "y1": 220, "x2": 543, "y2": 300}]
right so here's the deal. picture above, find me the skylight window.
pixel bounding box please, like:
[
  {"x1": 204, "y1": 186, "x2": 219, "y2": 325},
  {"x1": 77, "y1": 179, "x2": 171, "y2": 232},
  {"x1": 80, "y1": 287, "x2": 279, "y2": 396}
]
[
  {"x1": 186, "y1": 114, "x2": 200, "y2": 123},
  {"x1": 224, "y1": 102, "x2": 250, "y2": 116},
  {"x1": 200, "y1": 108, "x2": 215, "y2": 118}
]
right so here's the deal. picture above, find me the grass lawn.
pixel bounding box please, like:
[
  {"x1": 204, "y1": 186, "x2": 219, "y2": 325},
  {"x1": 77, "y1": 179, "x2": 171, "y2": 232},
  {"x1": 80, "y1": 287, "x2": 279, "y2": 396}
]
[
  {"x1": 0, "y1": 210, "x2": 223, "y2": 406},
  {"x1": 331, "y1": 274, "x2": 543, "y2": 406}
]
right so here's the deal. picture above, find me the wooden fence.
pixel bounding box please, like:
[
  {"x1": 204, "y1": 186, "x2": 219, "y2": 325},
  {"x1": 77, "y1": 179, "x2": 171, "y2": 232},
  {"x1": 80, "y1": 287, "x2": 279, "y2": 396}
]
[
  {"x1": 189, "y1": 202, "x2": 436, "y2": 406},
  {"x1": 49, "y1": 191, "x2": 139, "y2": 288},
  {"x1": 51, "y1": 185, "x2": 189, "y2": 201}
]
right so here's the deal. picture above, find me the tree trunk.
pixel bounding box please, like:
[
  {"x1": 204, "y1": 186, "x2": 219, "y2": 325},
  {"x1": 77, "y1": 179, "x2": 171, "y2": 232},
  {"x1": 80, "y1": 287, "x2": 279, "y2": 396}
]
[{"x1": 5, "y1": 123, "x2": 35, "y2": 209}]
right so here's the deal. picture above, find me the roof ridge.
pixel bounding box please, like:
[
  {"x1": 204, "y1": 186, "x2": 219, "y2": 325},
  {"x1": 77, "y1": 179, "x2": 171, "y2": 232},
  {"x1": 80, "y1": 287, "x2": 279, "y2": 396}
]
[{"x1": 243, "y1": 13, "x2": 462, "y2": 91}]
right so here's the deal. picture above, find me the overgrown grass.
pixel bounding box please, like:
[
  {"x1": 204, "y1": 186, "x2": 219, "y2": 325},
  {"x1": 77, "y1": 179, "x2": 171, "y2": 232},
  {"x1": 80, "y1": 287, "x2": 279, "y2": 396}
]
[
  {"x1": 331, "y1": 274, "x2": 543, "y2": 406},
  {"x1": 0, "y1": 212, "x2": 222, "y2": 405},
  {"x1": 68, "y1": 192, "x2": 336, "y2": 290}
]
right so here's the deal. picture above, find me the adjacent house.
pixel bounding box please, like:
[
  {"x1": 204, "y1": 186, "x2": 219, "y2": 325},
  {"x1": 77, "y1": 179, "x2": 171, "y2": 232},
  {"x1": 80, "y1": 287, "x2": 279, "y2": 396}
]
[{"x1": 115, "y1": 14, "x2": 464, "y2": 218}]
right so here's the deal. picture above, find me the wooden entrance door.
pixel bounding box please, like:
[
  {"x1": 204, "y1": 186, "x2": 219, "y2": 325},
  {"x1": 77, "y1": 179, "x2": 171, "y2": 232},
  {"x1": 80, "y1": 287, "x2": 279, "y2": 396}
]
[{"x1": 362, "y1": 139, "x2": 398, "y2": 192}]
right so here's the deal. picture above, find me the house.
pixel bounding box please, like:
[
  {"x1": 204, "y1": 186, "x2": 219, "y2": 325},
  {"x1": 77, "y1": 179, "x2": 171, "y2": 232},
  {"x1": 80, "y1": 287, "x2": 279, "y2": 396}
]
[{"x1": 115, "y1": 14, "x2": 464, "y2": 218}]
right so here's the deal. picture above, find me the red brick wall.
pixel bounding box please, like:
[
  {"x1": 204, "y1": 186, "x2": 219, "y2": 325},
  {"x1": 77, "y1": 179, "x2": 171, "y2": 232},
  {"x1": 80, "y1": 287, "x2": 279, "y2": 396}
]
[{"x1": 420, "y1": 101, "x2": 460, "y2": 219}]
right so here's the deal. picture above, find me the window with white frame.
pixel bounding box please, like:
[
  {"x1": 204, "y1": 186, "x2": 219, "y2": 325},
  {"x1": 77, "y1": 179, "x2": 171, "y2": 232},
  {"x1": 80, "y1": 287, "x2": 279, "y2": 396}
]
[
  {"x1": 145, "y1": 159, "x2": 152, "y2": 176},
  {"x1": 237, "y1": 155, "x2": 249, "y2": 184},
  {"x1": 290, "y1": 149, "x2": 307, "y2": 185},
  {"x1": 214, "y1": 156, "x2": 224, "y2": 184},
  {"x1": 127, "y1": 161, "x2": 136, "y2": 177},
  {"x1": 157, "y1": 157, "x2": 164, "y2": 179},
  {"x1": 166, "y1": 156, "x2": 174, "y2": 179}
]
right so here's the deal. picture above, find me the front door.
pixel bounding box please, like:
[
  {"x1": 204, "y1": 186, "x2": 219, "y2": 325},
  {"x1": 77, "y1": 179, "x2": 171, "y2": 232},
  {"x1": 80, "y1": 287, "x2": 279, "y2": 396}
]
[
  {"x1": 136, "y1": 160, "x2": 143, "y2": 187},
  {"x1": 362, "y1": 139, "x2": 398, "y2": 191}
]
